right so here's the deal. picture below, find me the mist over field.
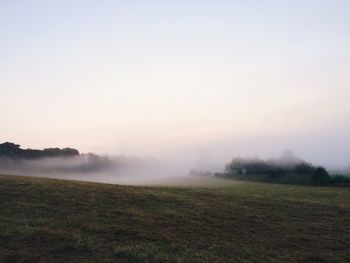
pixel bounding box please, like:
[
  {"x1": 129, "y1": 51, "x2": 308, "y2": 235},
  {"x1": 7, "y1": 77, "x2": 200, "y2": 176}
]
[
  {"x1": 0, "y1": 142, "x2": 349, "y2": 186},
  {"x1": 1, "y1": 1, "x2": 350, "y2": 179},
  {"x1": 1, "y1": 2, "x2": 350, "y2": 262},
  {"x1": 0, "y1": 0, "x2": 350, "y2": 183},
  {"x1": 0, "y1": 142, "x2": 196, "y2": 184},
  {"x1": 0, "y1": 154, "x2": 185, "y2": 185}
]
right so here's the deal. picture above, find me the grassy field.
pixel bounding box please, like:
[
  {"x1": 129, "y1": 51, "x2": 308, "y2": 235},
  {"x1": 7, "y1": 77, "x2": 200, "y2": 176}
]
[{"x1": 0, "y1": 174, "x2": 349, "y2": 262}]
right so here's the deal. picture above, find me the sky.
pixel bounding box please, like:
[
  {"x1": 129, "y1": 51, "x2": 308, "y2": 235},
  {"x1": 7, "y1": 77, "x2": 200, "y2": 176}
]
[{"x1": 1, "y1": 0, "x2": 350, "y2": 169}]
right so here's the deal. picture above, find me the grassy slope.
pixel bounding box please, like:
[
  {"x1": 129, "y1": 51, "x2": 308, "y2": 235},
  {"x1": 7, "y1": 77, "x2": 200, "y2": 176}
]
[{"x1": 0, "y1": 175, "x2": 349, "y2": 263}]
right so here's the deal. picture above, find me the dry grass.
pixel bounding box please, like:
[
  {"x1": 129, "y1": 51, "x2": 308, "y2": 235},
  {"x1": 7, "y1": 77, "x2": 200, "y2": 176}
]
[{"x1": 1, "y1": 174, "x2": 349, "y2": 262}]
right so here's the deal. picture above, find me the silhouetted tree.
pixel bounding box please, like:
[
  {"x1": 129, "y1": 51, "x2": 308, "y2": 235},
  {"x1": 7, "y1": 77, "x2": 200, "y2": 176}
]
[
  {"x1": 295, "y1": 162, "x2": 315, "y2": 175},
  {"x1": 0, "y1": 142, "x2": 79, "y2": 159},
  {"x1": 312, "y1": 167, "x2": 330, "y2": 185}
]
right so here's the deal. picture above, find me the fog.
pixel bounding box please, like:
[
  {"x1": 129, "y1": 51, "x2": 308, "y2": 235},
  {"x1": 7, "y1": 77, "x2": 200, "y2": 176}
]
[
  {"x1": 1, "y1": 144, "x2": 349, "y2": 185},
  {"x1": 0, "y1": 154, "x2": 193, "y2": 185},
  {"x1": 2, "y1": 1, "x2": 350, "y2": 181}
]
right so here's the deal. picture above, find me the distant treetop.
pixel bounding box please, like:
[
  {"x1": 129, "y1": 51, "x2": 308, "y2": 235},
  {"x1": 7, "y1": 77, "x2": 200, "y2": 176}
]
[{"x1": 0, "y1": 142, "x2": 80, "y2": 159}]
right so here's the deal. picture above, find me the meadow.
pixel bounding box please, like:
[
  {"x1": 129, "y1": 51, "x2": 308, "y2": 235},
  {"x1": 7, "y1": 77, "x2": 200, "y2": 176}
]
[{"x1": 0, "y1": 174, "x2": 349, "y2": 262}]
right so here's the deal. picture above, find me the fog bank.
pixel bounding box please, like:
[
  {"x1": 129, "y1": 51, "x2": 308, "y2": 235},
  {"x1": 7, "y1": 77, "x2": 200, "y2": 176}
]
[{"x1": 0, "y1": 155, "x2": 193, "y2": 185}]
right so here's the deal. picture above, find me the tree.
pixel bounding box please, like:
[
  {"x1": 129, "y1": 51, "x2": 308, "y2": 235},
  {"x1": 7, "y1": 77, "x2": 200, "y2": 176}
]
[
  {"x1": 295, "y1": 162, "x2": 315, "y2": 175},
  {"x1": 312, "y1": 167, "x2": 330, "y2": 185},
  {"x1": 0, "y1": 142, "x2": 22, "y2": 158},
  {"x1": 0, "y1": 142, "x2": 80, "y2": 159}
]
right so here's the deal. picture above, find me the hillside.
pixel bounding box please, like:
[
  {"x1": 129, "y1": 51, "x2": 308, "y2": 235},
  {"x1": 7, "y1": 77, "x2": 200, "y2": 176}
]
[{"x1": 1, "y1": 174, "x2": 350, "y2": 262}]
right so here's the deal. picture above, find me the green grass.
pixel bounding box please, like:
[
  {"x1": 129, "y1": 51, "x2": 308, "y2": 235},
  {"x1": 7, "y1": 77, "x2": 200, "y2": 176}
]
[{"x1": 0, "y1": 174, "x2": 349, "y2": 262}]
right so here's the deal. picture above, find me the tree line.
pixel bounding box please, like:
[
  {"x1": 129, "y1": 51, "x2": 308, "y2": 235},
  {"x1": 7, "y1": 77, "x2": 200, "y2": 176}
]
[
  {"x1": 0, "y1": 142, "x2": 80, "y2": 159},
  {"x1": 220, "y1": 154, "x2": 350, "y2": 186}
]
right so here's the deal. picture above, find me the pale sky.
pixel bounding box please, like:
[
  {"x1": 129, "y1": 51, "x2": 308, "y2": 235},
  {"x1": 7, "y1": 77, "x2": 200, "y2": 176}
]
[{"x1": 1, "y1": 1, "x2": 350, "y2": 168}]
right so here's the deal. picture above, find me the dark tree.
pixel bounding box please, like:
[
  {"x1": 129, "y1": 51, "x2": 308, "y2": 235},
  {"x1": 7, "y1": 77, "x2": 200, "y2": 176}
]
[
  {"x1": 312, "y1": 167, "x2": 330, "y2": 185},
  {"x1": 0, "y1": 142, "x2": 79, "y2": 159}
]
